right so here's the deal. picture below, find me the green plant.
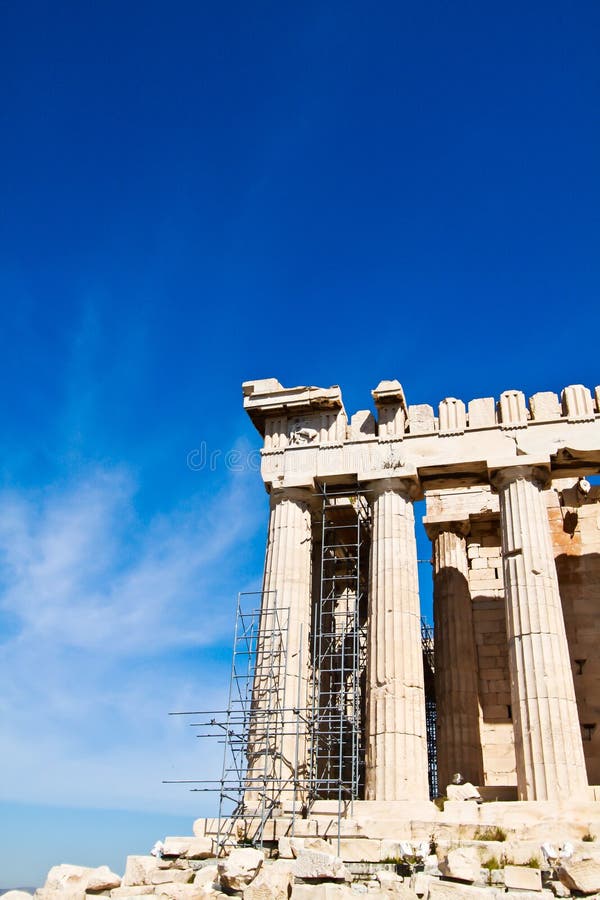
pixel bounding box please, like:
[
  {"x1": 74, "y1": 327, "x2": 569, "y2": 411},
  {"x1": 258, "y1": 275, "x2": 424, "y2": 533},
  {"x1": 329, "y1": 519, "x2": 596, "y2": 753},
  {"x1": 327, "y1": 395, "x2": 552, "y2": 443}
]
[
  {"x1": 582, "y1": 832, "x2": 597, "y2": 842},
  {"x1": 525, "y1": 856, "x2": 541, "y2": 869},
  {"x1": 482, "y1": 856, "x2": 501, "y2": 872},
  {"x1": 474, "y1": 826, "x2": 507, "y2": 842}
]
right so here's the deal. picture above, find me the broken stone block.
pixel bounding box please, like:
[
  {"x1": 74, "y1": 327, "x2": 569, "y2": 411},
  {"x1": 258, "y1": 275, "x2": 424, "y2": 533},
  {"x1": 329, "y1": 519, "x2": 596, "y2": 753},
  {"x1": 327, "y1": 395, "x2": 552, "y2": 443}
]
[
  {"x1": 529, "y1": 392, "x2": 561, "y2": 421},
  {"x1": 41, "y1": 864, "x2": 122, "y2": 895},
  {"x1": 293, "y1": 837, "x2": 332, "y2": 855},
  {"x1": 277, "y1": 836, "x2": 295, "y2": 859},
  {"x1": 408, "y1": 404, "x2": 435, "y2": 434},
  {"x1": 446, "y1": 782, "x2": 482, "y2": 802},
  {"x1": 162, "y1": 837, "x2": 195, "y2": 857},
  {"x1": 504, "y1": 865, "x2": 542, "y2": 892},
  {"x1": 410, "y1": 872, "x2": 432, "y2": 897},
  {"x1": 122, "y1": 857, "x2": 158, "y2": 887},
  {"x1": 193, "y1": 865, "x2": 218, "y2": 887},
  {"x1": 242, "y1": 860, "x2": 294, "y2": 899},
  {"x1": 217, "y1": 847, "x2": 263, "y2": 892},
  {"x1": 558, "y1": 858, "x2": 600, "y2": 894},
  {"x1": 291, "y1": 849, "x2": 348, "y2": 881},
  {"x1": 438, "y1": 847, "x2": 481, "y2": 883},
  {"x1": 351, "y1": 410, "x2": 376, "y2": 440}
]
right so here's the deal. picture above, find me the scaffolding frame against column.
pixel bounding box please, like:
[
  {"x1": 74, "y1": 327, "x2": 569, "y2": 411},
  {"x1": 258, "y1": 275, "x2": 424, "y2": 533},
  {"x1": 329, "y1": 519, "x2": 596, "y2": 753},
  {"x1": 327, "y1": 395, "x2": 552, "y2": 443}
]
[
  {"x1": 308, "y1": 483, "x2": 371, "y2": 820},
  {"x1": 166, "y1": 591, "x2": 307, "y2": 853}
]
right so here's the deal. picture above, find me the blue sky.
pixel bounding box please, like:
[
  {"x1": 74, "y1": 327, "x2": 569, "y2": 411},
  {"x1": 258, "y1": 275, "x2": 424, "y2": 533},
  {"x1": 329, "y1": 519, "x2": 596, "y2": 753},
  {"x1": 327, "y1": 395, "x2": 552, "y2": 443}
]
[{"x1": 1, "y1": 0, "x2": 599, "y2": 887}]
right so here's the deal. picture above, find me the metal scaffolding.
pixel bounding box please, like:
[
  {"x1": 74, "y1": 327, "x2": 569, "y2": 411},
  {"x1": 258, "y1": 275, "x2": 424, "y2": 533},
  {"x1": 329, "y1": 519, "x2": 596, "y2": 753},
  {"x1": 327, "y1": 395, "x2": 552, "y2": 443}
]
[
  {"x1": 308, "y1": 486, "x2": 371, "y2": 807},
  {"x1": 167, "y1": 591, "x2": 301, "y2": 851},
  {"x1": 168, "y1": 490, "x2": 439, "y2": 847},
  {"x1": 421, "y1": 618, "x2": 438, "y2": 799}
]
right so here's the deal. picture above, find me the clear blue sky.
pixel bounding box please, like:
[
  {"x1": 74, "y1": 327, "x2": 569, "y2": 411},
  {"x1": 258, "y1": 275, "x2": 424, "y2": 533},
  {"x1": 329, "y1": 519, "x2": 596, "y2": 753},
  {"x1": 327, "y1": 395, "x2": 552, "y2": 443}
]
[{"x1": 1, "y1": 0, "x2": 599, "y2": 887}]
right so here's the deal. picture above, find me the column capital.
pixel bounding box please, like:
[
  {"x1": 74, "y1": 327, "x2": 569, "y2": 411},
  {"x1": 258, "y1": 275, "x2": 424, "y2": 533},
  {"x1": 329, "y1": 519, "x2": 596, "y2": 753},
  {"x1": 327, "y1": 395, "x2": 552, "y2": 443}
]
[
  {"x1": 423, "y1": 515, "x2": 470, "y2": 540},
  {"x1": 269, "y1": 485, "x2": 320, "y2": 514},
  {"x1": 364, "y1": 469, "x2": 421, "y2": 501},
  {"x1": 487, "y1": 455, "x2": 551, "y2": 492}
]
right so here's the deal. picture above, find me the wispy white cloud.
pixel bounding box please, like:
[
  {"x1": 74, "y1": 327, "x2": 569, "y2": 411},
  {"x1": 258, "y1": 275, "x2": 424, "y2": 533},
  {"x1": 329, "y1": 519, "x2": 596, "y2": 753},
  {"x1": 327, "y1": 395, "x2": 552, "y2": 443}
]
[{"x1": 0, "y1": 462, "x2": 265, "y2": 813}]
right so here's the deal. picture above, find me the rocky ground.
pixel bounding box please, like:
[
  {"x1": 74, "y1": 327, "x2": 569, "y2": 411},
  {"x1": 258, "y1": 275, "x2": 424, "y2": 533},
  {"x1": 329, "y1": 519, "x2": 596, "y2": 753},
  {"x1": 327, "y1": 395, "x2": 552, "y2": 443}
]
[{"x1": 4, "y1": 831, "x2": 600, "y2": 900}]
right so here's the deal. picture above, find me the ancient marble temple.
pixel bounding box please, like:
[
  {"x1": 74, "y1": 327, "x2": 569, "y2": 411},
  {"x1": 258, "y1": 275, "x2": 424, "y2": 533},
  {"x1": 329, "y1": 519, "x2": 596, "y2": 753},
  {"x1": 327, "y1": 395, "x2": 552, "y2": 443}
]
[{"x1": 242, "y1": 378, "x2": 600, "y2": 805}]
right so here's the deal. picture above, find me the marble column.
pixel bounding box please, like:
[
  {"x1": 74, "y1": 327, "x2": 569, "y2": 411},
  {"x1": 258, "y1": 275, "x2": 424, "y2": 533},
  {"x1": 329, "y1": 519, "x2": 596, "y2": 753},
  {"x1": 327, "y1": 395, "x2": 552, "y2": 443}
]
[
  {"x1": 246, "y1": 488, "x2": 314, "y2": 804},
  {"x1": 492, "y1": 462, "x2": 588, "y2": 800},
  {"x1": 365, "y1": 478, "x2": 429, "y2": 800},
  {"x1": 427, "y1": 521, "x2": 483, "y2": 789}
]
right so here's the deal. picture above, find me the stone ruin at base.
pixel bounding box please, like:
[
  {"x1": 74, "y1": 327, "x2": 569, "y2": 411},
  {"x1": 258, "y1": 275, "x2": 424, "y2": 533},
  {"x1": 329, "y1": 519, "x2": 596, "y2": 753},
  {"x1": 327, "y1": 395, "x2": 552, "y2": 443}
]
[{"x1": 20, "y1": 377, "x2": 600, "y2": 899}]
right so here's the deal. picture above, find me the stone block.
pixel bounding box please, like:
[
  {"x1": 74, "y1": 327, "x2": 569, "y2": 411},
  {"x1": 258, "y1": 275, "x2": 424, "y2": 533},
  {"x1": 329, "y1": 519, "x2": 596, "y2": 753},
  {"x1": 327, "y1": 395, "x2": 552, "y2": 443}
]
[
  {"x1": 408, "y1": 404, "x2": 435, "y2": 434},
  {"x1": 291, "y1": 849, "x2": 348, "y2": 881},
  {"x1": 558, "y1": 858, "x2": 600, "y2": 894},
  {"x1": 337, "y1": 838, "x2": 381, "y2": 862},
  {"x1": 351, "y1": 410, "x2": 377, "y2": 441},
  {"x1": 218, "y1": 848, "x2": 263, "y2": 893},
  {"x1": 503, "y1": 865, "x2": 542, "y2": 891},
  {"x1": 438, "y1": 847, "x2": 481, "y2": 882},
  {"x1": 242, "y1": 860, "x2": 294, "y2": 899},
  {"x1": 410, "y1": 872, "x2": 432, "y2": 897},
  {"x1": 44, "y1": 864, "x2": 122, "y2": 894},
  {"x1": 193, "y1": 865, "x2": 218, "y2": 885},
  {"x1": 530, "y1": 392, "x2": 561, "y2": 421},
  {"x1": 562, "y1": 384, "x2": 595, "y2": 422},
  {"x1": 439, "y1": 398, "x2": 466, "y2": 435},
  {"x1": 162, "y1": 837, "x2": 195, "y2": 857},
  {"x1": 277, "y1": 836, "x2": 295, "y2": 859},
  {"x1": 446, "y1": 783, "x2": 482, "y2": 802},
  {"x1": 468, "y1": 397, "x2": 496, "y2": 428},
  {"x1": 299, "y1": 837, "x2": 334, "y2": 854},
  {"x1": 499, "y1": 390, "x2": 528, "y2": 428}
]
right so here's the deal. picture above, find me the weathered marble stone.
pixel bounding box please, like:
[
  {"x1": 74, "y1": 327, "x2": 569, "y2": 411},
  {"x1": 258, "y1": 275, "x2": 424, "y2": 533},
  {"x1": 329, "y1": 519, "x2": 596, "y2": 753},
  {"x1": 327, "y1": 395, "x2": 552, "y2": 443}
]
[
  {"x1": 438, "y1": 847, "x2": 481, "y2": 883},
  {"x1": 241, "y1": 861, "x2": 293, "y2": 900},
  {"x1": 558, "y1": 858, "x2": 600, "y2": 894},
  {"x1": 122, "y1": 858, "x2": 158, "y2": 887},
  {"x1": 503, "y1": 866, "x2": 542, "y2": 891},
  {"x1": 291, "y1": 850, "x2": 348, "y2": 881},
  {"x1": 217, "y1": 848, "x2": 263, "y2": 892}
]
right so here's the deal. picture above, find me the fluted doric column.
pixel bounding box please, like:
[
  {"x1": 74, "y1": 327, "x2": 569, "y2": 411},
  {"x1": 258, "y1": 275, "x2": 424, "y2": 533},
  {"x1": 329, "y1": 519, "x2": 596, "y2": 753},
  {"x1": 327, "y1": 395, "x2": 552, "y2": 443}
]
[
  {"x1": 492, "y1": 461, "x2": 588, "y2": 800},
  {"x1": 247, "y1": 488, "x2": 314, "y2": 804},
  {"x1": 365, "y1": 477, "x2": 429, "y2": 800},
  {"x1": 426, "y1": 521, "x2": 483, "y2": 789}
]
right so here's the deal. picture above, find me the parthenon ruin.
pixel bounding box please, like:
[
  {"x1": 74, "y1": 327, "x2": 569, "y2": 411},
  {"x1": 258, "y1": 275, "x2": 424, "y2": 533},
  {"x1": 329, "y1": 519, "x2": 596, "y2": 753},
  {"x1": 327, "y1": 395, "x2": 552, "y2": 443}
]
[{"x1": 240, "y1": 377, "x2": 600, "y2": 818}]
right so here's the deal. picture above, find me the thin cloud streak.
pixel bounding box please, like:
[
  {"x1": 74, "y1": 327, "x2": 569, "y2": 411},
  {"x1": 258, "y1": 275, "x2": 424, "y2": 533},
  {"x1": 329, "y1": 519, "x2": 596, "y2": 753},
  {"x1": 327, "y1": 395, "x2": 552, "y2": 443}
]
[{"x1": 0, "y1": 460, "x2": 265, "y2": 813}]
